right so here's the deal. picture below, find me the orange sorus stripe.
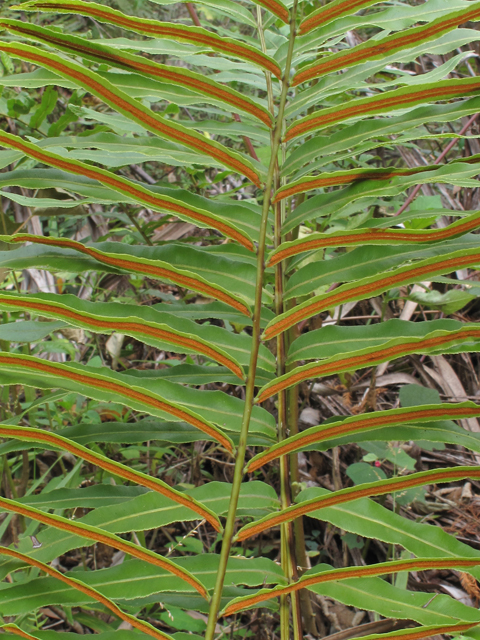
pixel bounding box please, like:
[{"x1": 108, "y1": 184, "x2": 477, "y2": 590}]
[
  {"x1": 285, "y1": 81, "x2": 480, "y2": 141},
  {"x1": 257, "y1": 328, "x2": 480, "y2": 402},
  {"x1": 1, "y1": 626, "x2": 40, "y2": 640},
  {"x1": 0, "y1": 132, "x2": 255, "y2": 251},
  {"x1": 236, "y1": 466, "x2": 480, "y2": 540},
  {"x1": 0, "y1": 45, "x2": 260, "y2": 188},
  {"x1": 0, "y1": 296, "x2": 243, "y2": 379},
  {"x1": 299, "y1": 0, "x2": 379, "y2": 34},
  {"x1": 0, "y1": 496, "x2": 208, "y2": 597},
  {"x1": 263, "y1": 250, "x2": 480, "y2": 338},
  {"x1": 294, "y1": 6, "x2": 480, "y2": 84},
  {"x1": 367, "y1": 624, "x2": 479, "y2": 640},
  {"x1": 29, "y1": 2, "x2": 282, "y2": 79},
  {"x1": 8, "y1": 234, "x2": 250, "y2": 316},
  {"x1": 267, "y1": 213, "x2": 480, "y2": 265},
  {"x1": 222, "y1": 557, "x2": 480, "y2": 614},
  {"x1": 3, "y1": 22, "x2": 272, "y2": 129},
  {"x1": 0, "y1": 548, "x2": 174, "y2": 640},
  {"x1": 0, "y1": 425, "x2": 221, "y2": 530},
  {"x1": 256, "y1": 0, "x2": 289, "y2": 23},
  {"x1": 0, "y1": 354, "x2": 233, "y2": 453},
  {"x1": 272, "y1": 168, "x2": 419, "y2": 202},
  {"x1": 246, "y1": 404, "x2": 480, "y2": 471}
]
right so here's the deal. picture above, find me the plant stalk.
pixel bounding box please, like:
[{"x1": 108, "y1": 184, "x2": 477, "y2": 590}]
[
  {"x1": 275, "y1": 150, "x2": 302, "y2": 639},
  {"x1": 204, "y1": 6, "x2": 298, "y2": 637}
]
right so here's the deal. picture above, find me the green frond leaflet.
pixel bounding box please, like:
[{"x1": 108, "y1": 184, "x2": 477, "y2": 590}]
[
  {"x1": 0, "y1": 495, "x2": 208, "y2": 597},
  {"x1": 0, "y1": 424, "x2": 221, "y2": 530},
  {"x1": 0, "y1": 547, "x2": 175, "y2": 640},
  {"x1": 0, "y1": 233, "x2": 252, "y2": 316},
  {"x1": 0, "y1": 42, "x2": 261, "y2": 186},
  {"x1": 272, "y1": 158, "x2": 480, "y2": 203},
  {"x1": 236, "y1": 466, "x2": 480, "y2": 540},
  {"x1": 264, "y1": 247, "x2": 480, "y2": 339},
  {"x1": 0, "y1": 291, "x2": 245, "y2": 379},
  {"x1": 267, "y1": 210, "x2": 480, "y2": 265},
  {"x1": 250, "y1": 0, "x2": 289, "y2": 23},
  {"x1": 294, "y1": 4, "x2": 480, "y2": 85},
  {"x1": 285, "y1": 78, "x2": 480, "y2": 141},
  {"x1": 0, "y1": 625, "x2": 42, "y2": 640},
  {"x1": 246, "y1": 402, "x2": 480, "y2": 471},
  {"x1": 0, "y1": 352, "x2": 235, "y2": 453},
  {"x1": 0, "y1": 19, "x2": 273, "y2": 128},
  {"x1": 13, "y1": 0, "x2": 282, "y2": 78},
  {"x1": 299, "y1": 0, "x2": 384, "y2": 35},
  {"x1": 257, "y1": 326, "x2": 480, "y2": 401},
  {"x1": 222, "y1": 557, "x2": 480, "y2": 614}
]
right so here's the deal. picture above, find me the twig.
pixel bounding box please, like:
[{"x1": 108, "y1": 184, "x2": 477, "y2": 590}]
[{"x1": 394, "y1": 112, "x2": 478, "y2": 216}]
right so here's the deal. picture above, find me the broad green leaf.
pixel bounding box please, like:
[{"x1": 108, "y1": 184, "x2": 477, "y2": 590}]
[
  {"x1": 21, "y1": 484, "x2": 151, "y2": 510},
  {"x1": 0, "y1": 555, "x2": 285, "y2": 615},
  {"x1": 150, "y1": 301, "x2": 274, "y2": 328},
  {"x1": 58, "y1": 417, "x2": 275, "y2": 447},
  {"x1": 300, "y1": 486, "x2": 480, "y2": 566},
  {"x1": 126, "y1": 364, "x2": 274, "y2": 387},
  {"x1": 191, "y1": 481, "x2": 279, "y2": 518},
  {"x1": 2, "y1": 482, "x2": 278, "y2": 573},
  {"x1": 19, "y1": 481, "x2": 279, "y2": 516},
  {"x1": 19, "y1": 481, "x2": 278, "y2": 517},
  {"x1": 28, "y1": 84, "x2": 57, "y2": 129},
  {"x1": 306, "y1": 573, "x2": 480, "y2": 627},
  {"x1": 407, "y1": 288, "x2": 477, "y2": 314},
  {"x1": 0, "y1": 319, "x2": 66, "y2": 342}
]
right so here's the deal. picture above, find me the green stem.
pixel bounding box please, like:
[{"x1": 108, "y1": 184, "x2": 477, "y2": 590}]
[
  {"x1": 124, "y1": 208, "x2": 153, "y2": 246},
  {"x1": 204, "y1": 7, "x2": 298, "y2": 638},
  {"x1": 275, "y1": 139, "x2": 302, "y2": 640}
]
